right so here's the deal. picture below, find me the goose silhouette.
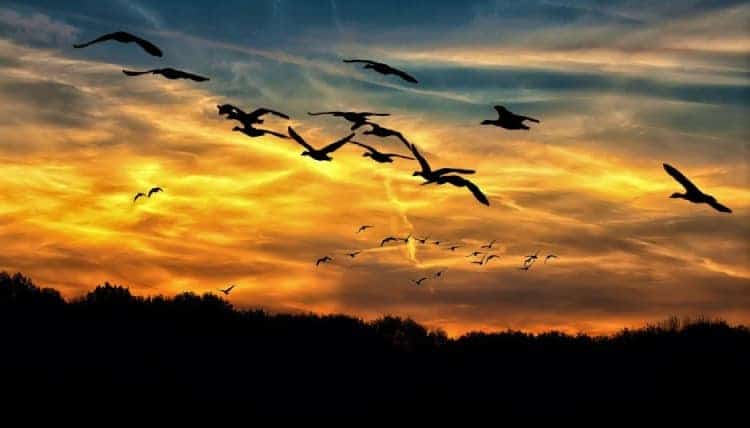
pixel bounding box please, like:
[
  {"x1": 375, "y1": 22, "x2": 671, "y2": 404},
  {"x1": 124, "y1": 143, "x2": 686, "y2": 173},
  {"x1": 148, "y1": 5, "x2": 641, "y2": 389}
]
[{"x1": 663, "y1": 163, "x2": 731, "y2": 213}]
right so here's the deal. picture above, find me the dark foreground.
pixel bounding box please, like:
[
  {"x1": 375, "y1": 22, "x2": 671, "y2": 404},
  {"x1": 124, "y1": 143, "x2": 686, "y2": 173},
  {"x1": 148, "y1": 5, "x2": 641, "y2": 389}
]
[{"x1": 2, "y1": 272, "x2": 748, "y2": 417}]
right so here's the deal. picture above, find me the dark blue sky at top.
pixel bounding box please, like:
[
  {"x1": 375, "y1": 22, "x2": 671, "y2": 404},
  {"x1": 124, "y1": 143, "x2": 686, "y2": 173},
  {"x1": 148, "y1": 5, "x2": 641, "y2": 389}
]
[
  {"x1": 1, "y1": 0, "x2": 748, "y2": 145},
  {"x1": 7, "y1": 0, "x2": 747, "y2": 47}
]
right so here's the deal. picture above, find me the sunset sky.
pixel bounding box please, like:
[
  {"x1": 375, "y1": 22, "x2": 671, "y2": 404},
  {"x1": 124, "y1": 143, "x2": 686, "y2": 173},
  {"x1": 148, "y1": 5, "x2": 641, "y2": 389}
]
[{"x1": 0, "y1": 0, "x2": 748, "y2": 335}]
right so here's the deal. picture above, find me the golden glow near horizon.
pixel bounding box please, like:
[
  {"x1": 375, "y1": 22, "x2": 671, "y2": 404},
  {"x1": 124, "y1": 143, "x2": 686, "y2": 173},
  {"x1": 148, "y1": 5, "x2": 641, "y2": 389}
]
[{"x1": 0, "y1": 5, "x2": 748, "y2": 337}]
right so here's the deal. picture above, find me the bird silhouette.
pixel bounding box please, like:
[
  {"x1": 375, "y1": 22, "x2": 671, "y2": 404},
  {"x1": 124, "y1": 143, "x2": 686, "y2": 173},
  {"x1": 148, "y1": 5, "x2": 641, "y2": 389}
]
[
  {"x1": 433, "y1": 240, "x2": 444, "y2": 245},
  {"x1": 481, "y1": 106, "x2": 539, "y2": 130},
  {"x1": 411, "y1": 277, "x2": 429, "y2": 286},
  {"x1": 524, "y1": 250, "x2": 540, "y2": 266},
  {"x1": 484, "y1": 254, "x2": 500, "y2": 265},
  {"x1": 357, "y1": 225, "x2": 374, "y2": 233},
  {"x1": 316, "y1": 256, "x2": 333, "y2": 266},
  {"x1": 544, "y1": 254, "x2": 558, "y2": 264},
  {"x1": 343, "y1": 59, "x2": 418, "y2": 84},
  {"x1": 433, "y1": 270, "x2": 446, "y2": 278},
  {"x1": 218, "y1": 284, "x2": 235, "y2": 295},
  {"x1": 471, "y1": 256, "x2": 486, "y2": 266},
  {"x1": 380, "y1": 236, "x2": 400, "y2": 247},
  {"x1": 447, "y1": 245, "x2": 464, "y2": 251},
  {"x1": 308, "y1": 111, "x2": 390, "y2": 130},
  {"x1": 480, "y1": 240, "x2": 497, "y2": 249},
  {"x1": 362, "y1": 123, "x2": 411, "y2": 148},
  {"x1": 350, "y1": 141, "x2": 414, "y2": 164},
  {"x1": 219, "y1": 105, "x2": 289, "y2": 126},
  {"x1": 233, "y1": 125, "x2": 289, "y2": 139},
  {"x1": 133, "y1": 192, "x2": 146, "y2": 203},
  {"x1": 346, "y1": 251, "x2": 361, "y2": 258},
  {"x1": 122, "y1": 68, "x2": 209, "y2": 81},
  {"x1": 287, "y1": 127, "x2": 354, "y2": 161},
  {"x1": 409, "y1": 143, "x2": 475, "y2": 183},
  {"x1": 430, "y1": 174, "x2": 490, "y2": 206},
  {"x1": 467, "y1": 251, "x2": 485, "y2": 258},
  {"x1": 663, "y1": 163, "x2": 732, "y2": 213},
  {"x1": 74, "y1": 31, "x2": 163, "y2": 57},
  {"x1": 147, "y1": 187, "x2": 163, "y2": 197},
  {"x1": 415, "y1": 236, "x2": 430, "y2": 244}
]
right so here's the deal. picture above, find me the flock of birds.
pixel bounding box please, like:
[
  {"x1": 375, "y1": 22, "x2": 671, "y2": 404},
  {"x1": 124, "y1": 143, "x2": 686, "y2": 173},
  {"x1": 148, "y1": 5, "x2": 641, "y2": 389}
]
[
  {"x1": 316, "y1": 227, "x2": 559, "y2": 286},
  {"x1": 71, "y1": 31, "x2": 734, "y2": 293}
]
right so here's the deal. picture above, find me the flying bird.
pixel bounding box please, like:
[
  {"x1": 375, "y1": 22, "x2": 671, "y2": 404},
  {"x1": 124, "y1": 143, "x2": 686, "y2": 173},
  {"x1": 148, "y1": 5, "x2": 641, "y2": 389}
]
[
  {"x1": 357, "y1": 225, "x2": 374, "y2": 233},
  {"x1": 362, "y1": 123, "x2": 411, "y2": 149},
  {"x1": 430, "y1": 174, "x2": 490, "y2": 206},
  {"x1": 545, "y1": 254, "x2": 558, "y2": 264},
  {"x1": 380, "y1": 236, "x2": 401, "y2": 247},
  {"x1": 433, "y1": 240, "x2": 444, "y2": 246},
  {"x1": 471, "y1": 256, "x2": 487, "y2": 266},
  {"x1": 467, "y1": 251, "x2": 485, "y2": 258},
  {"x1": 308, "y1": 111, "x2": 390, "y2": 130},
  {"x1": 481, "y1": 106, "x2": 539, "y2": 130},
  {"x1": 415, "y1": 236, "x2": 430, "y2": 244},
  {"x1": 133, "y1": 192, "x2": 146, "y2": 203},
  {"x1": 524, "y1": 250, "x2": 540, "y2": 266},
  {"x1": 434, "y1": 270, "x2": 446, "y2": 278},
  {"x1": 343, "y1": 59, "x2": 418, "y2": 84},
  {"x1": 484, "y1": 254, "x2": 500, "y2": 265},
  {"x1": 411, "y1": 277, "x2": 429, "y2": 286},
  {"x1": 316, "y1": 256, "x2": 333, "y2": 266},
  {"x1": 218, "y1": 285, "x2": 235, "y2": 295},
  {"x1": 480, "y1": 240, "x2": 497, "y2": 249},
  {"x1": 73, "y1": 31, "x2": 163, "y2": 57},
  {"x1": 288, "y1": 127, "x2": 354, "y2": 161},
  {"x1": 147, "y1": 187, "x2": 163, "y2": 197},
  {"x1": 663, "y1": 163, "x2": 732, "y2": 213},
  {"x1": 233, "y1": 125, "x2": 289, "y2": 140},
  {"x1": 122, "y1": 68, "x2": 209, "y2": 82},
  {"x1": 447, "y1": 245, "x2": 464, "y2": 251},
  {"x1": 350, "y1": 141, "x2": 414, "y2": 164},
  {"x1": 219, "y1": 105, "x2": 289, "y2": 126},
  {"x1": 409, "y1": 143, "x2": 476, "y2": 183},
  {"x1": 346, "y1": 251, "x2": 362, "y2": 258}
]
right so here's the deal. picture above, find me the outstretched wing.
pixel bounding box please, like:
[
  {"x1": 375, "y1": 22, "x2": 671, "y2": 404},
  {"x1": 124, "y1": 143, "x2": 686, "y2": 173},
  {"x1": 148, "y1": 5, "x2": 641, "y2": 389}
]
[
  {"x1": 73, "y1": 32, "x2": 117, "y2": 48},
  {"x1": 287, "y1": 127, "x2": 315, "y2": 151},
  {"x1": 321, "y1": 133, "x2": 355, "y2": 154},
  {"x1": 361, "y1": 112, "x2": 390, "y2": 117},
  {"x1": 343, "y1": 59, "x2": 378, "y2": 65},
  {"x1": 385, "y1": 153, "x2": 415, "y2": 160},
  {"x1": 464, "y1": 179, "x2": 490, "y2": 206},
  {"x1": 308, "y1": 111, "x2": 341, "y2": 116},
  {"x1": 261, "y1": 129, "x2": 290, "y2": 139},
  {"x1": 350, "y1": 141, "x2": 378, "y2": 153},
  {"x1": 132, "y1": 36, "x2": 163, "y2": 57},
  {"x1": 520, "y1": 115, "x2": 540, "y2": 123},
  {"x1": 708, "y1": 199, "x2": 732, "y2": 213},
  {"x1": 432, "y1": 168, "x2": 476, "y2": 176},
  {"x1": 390, "y1": 67, "x2": 418, "y2": 84},
  {"x1": 409, "y1": 144, "x2": 431, "y2": 175},
  {"x1": 254, "y1": 108, "x2": 290, "y2": 119},
  {"x1": 395, "y1": 132, "x2": 411, "y2": 150},
  {"x1": 122, "y1": 69, "x2": 156, "y2": 76},
  {"x1": 443, "y1": 175, "x2": 489, "y2": 206},
  {"x1": 663, "y1": 163, "x2": 701, "y2": 194},
  {"x1": 173, "y1": 69, "x2": 210, "y2": 81}
]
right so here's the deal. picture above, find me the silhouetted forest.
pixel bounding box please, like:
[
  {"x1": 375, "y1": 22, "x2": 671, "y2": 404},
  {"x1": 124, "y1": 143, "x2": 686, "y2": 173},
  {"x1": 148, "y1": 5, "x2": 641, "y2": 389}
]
[{"x1": 2, "y1": 272, "x2": 748, "y2": 416}]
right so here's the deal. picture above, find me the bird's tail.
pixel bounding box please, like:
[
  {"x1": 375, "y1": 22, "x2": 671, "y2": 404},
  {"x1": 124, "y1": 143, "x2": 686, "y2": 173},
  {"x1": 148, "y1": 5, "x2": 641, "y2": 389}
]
[{"x1": 73, "y1": 42, "x2": 93, "y2": 48}]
